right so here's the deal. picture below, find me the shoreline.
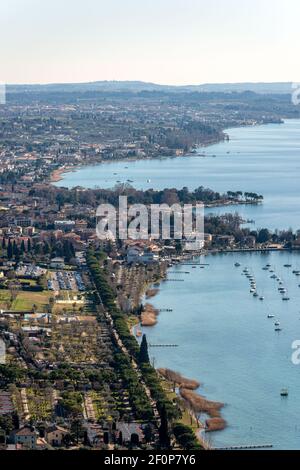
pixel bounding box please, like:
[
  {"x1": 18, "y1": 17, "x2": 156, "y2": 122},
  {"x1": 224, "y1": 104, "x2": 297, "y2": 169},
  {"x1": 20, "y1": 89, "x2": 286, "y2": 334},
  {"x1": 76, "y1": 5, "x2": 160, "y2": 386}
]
[
  {"x1": 157, "y1": 368, "x2": 226, "y2": 448},
  {"x1": 49, "y1": 119, "x2": 286, "y2": 190},
  {"x1": 133, "y1": 245, "x2": 300, "y2": 444}
]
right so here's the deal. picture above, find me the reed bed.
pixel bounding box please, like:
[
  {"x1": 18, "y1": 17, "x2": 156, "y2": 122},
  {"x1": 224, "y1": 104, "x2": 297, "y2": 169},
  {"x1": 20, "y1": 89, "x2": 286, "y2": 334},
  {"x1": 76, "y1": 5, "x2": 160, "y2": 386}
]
[
  {"x1": 140, "y1": 303, "x2": 159, "y2": 326},
  {"x1": 205, "y1": 417, "x2": 227, "y2": 432},
  {"x1": 158, "y1": 368, "x2": 200, "y2": 390},
  {"x1": 145, "y1": 288, "x2": 159, "y2": 299},
  {"x1": 180, "y1": 388, "x2": 226, "y2": 431}
]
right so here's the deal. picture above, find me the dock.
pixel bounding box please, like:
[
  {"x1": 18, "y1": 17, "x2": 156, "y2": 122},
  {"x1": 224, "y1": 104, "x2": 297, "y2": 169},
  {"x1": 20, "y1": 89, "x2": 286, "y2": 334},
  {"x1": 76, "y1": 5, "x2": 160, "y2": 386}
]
[
  {"x1": 149, "y1": 344, "x2": 178, "y2": 348},
  {"x1": 214, "y1": 444, "x2": 273, "y2": 450},
  {"x1": 180, "y1": 263, "x2": 210, "y2": 266}
]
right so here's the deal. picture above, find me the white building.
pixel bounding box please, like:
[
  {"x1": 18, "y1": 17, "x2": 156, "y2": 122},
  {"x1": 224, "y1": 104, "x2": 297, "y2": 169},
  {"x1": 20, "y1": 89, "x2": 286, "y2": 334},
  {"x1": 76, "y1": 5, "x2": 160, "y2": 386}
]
[
  {"x1": 127, "y1": 247, "x2": 159, "y2": 264},
  {"x1": 50, "y1": 257, "x2": 65, "y2": 269},
  {"x1": 0, "y1": 339, "x2": 6, "y2": 364}
]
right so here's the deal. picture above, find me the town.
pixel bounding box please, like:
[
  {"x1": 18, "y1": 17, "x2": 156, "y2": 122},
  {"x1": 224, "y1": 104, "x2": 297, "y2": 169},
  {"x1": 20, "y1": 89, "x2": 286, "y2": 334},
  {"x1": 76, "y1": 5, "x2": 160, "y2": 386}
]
[{"x1": 0, "y1": 85, "x2": 299, "y2": 451}]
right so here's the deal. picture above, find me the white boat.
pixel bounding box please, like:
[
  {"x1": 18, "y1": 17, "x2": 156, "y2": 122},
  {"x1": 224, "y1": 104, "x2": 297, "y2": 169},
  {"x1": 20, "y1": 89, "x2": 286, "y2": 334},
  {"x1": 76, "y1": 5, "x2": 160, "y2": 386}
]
[
  {"x1": 267, "y1": 314, "x2": 275, "y2": 318},
  {"x1": 280, "y1": 388, "x2": 289, "y2": 397},
  {"x1": 235, "y1": 262, "x2": 241, "y2": 267},
  {"x1": 275, "y1": 321, "x2": 280, "y2": 326},
  {"x1": 259, "y1": 296, "x2": 264, "y2": 301}
]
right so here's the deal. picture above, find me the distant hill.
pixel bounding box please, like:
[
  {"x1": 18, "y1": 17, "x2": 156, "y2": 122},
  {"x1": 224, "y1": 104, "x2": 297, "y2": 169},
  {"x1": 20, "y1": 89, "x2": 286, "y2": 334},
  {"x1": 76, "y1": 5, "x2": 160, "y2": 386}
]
[{"x1": 7, "y1": 81, "x2": 293, "y2": 95}]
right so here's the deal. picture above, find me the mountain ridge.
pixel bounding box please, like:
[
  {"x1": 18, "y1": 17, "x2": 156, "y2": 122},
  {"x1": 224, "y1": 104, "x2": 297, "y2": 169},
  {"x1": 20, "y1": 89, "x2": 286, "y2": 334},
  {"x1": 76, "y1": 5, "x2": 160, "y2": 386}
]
[{"x1": 7, "y1": 80, "x2": 293, "y2": 95}]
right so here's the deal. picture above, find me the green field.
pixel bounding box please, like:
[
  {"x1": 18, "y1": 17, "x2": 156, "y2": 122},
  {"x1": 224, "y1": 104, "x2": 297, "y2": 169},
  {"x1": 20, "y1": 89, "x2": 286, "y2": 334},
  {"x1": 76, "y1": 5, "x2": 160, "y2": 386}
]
[{"x1": 0, "y1": 289, "x2": 52, "y2": 312}]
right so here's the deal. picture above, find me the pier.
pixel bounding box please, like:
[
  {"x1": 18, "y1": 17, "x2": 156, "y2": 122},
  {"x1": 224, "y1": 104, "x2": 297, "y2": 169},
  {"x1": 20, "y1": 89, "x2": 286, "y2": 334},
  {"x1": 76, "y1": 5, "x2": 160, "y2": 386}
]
[
  {"x1": 168, "y1": 271, "x2": 190, "y2": 274},
  {"x1": 180, "y1": 263, "x2": 210, "y2": 266},
  {"x1": 214, "y1": 444, "x2": 273, "y2": 450},
  {"x1": 149, "y1": 344, "x2": 178, "y2": 348}
]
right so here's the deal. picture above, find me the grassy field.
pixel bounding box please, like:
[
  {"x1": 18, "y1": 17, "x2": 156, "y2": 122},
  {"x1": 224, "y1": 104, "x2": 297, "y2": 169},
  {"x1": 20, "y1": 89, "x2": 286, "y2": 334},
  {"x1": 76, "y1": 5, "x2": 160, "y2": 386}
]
[{"x1": 0, "y1": 289, "x2": 51, "y2": 311}]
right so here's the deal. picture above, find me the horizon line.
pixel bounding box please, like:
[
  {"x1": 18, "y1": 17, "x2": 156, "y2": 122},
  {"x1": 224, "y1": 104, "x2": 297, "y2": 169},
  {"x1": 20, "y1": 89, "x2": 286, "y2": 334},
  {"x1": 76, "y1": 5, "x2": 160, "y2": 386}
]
[{"x1": 5, "y1": 79, "x2": 294, "y2": 87}]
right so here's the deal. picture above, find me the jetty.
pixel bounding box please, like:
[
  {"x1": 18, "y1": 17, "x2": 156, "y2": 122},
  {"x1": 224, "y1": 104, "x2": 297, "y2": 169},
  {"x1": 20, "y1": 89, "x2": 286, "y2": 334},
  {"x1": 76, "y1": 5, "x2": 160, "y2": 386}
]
[
  {"x1": 149, "y1": 343, "x2": 178, "y2": 348},
  {"x1": 180, "y1": 263, "x2": 210, "y2": 266},
  {"x1": 214, "y1": 443, "x2": 273, "y2": 450}
]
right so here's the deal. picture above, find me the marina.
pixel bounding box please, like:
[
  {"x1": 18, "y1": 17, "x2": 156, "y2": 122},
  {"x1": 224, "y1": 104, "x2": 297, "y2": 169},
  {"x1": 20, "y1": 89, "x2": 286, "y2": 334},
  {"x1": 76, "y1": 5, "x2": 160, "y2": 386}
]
[
  {"x1": 57, "y1": 119, "x2": 300, "y2": 449},
  {"x1": 144, "y1": 250, "x2": 300, "y2": 450}
]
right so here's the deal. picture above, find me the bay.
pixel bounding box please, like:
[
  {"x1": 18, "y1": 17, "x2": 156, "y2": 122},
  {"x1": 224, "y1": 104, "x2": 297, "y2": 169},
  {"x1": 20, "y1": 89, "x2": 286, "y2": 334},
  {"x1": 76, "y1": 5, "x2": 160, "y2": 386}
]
[{"x1": 57, "y1": 119, "x2": 300, "y2": 230}]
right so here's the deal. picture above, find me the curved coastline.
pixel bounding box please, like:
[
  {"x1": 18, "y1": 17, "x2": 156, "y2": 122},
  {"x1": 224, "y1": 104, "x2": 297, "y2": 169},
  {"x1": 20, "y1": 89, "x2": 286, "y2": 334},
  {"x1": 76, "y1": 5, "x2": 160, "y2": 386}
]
[{"x1": 51, "y1": 119, "x2": 288, "y2": 190}]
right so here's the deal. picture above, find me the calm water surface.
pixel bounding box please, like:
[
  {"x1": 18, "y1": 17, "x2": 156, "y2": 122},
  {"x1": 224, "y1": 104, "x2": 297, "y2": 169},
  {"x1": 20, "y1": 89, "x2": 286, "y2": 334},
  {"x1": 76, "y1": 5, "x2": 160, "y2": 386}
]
[
  {"x1": 58, "y1": 119, "x2": 300, "y2": 448},
  {"x1": 146, "y1": 251, "x2": 300, "y2": 449},
  {"x1": 57, "y1": 119, "x2": 300, "y2": 230}
]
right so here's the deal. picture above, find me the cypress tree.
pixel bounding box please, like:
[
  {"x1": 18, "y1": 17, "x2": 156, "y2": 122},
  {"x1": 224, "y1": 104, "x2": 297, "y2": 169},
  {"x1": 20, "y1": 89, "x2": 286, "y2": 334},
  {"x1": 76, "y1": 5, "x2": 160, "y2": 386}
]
[
  {"x1": 20, "y1": 240, "x2": 26, "y2": 253},
  {"x1": 139, "y1": 334, "x2": 150, "y2": 364},
  {"x1": 13, "y1": 241, "x2": 19, "y2": 259},
  {"x1": 7, "y1": 240, "x2": 13, "y2": 259},
  {"x1": 159, "y1": 405, "x2": 170, "y2": 449}
]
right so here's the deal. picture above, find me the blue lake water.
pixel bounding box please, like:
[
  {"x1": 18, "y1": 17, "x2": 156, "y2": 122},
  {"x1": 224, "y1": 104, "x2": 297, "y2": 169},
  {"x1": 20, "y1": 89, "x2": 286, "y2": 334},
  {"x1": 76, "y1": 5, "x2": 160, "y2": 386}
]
[
  {"x1": 57, "y1": 119, "x2": 300, "y2": 230},
  {"x1": 58, "y1": 118, "x2": 300, "y2": 448},
  {"x1": 146, "y1": 251, "x2": 300, "y2": 450}
]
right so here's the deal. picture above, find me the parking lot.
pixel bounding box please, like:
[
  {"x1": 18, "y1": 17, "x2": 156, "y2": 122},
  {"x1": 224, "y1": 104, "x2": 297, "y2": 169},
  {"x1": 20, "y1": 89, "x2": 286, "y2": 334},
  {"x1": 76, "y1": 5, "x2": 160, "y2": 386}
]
[{"x1": 48, "y1": 271, "x2": 85, "y2": 292}]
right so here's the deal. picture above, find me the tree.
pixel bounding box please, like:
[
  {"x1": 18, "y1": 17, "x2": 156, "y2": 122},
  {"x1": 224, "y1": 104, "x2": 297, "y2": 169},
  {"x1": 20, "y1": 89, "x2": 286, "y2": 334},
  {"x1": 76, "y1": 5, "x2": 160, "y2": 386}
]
[
  {"x1": 13, "y1": 241, "x2": 20, "y2": 260},
  {"x1": 257, "y1": 228, "x2": 270, "y2": 244},
  {"x1": 20, "y1": 239, "x2": 26, "y2": 254},
  {"x1": 159, "y1": 405, "x2": 170, "y2": 449},
  {"x1": 7, "y1": 240, "x2": 13, "y2": 260},
  {"x1": 139, "y1": 335, "x2": 149, "y2": 364}
]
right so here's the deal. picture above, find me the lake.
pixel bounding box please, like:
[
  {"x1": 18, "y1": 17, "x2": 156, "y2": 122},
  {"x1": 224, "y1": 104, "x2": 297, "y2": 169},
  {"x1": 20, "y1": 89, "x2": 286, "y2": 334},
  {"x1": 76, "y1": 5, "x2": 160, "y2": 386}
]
[
  {"x1": 57, "y1": 118, "x2": 300, "y2": 448},
  {"x1": 146, "y1": 251, "x2": 300, "y2": 449},
  {"x1": 56, "y1": 119, "x2": 300, "y2": 230}
]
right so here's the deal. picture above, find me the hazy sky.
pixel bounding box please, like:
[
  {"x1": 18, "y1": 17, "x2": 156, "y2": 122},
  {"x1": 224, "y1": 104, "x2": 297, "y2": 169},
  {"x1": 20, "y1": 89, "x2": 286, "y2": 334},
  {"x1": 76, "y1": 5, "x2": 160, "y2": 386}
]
[{"x1": 1, "y1": 0, "x2": 300, "y2": 85}]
